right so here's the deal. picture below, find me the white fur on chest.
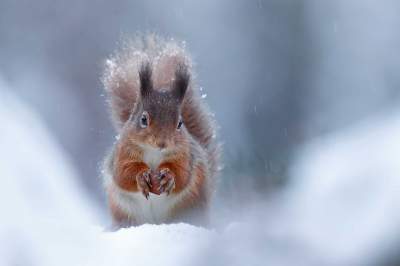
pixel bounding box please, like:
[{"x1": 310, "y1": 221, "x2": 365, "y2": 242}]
[
  {"x1": 141, "y1": 144, "x2": 164, "y2": 170},
  {"x1": 116, "y1": 190, "x2": 179, "y2": 224}
]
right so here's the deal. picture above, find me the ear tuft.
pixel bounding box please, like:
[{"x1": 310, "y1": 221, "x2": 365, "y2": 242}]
[
  {"x1": 139, "y1": 62, "x2": 153, "y2": 97},
  {"x1": 173, "y1": 63, "x2": 190, "y2": 102}
]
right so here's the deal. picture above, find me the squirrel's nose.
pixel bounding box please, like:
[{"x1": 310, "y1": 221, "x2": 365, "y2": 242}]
[{"x1": 157, "y1": 141, "x2": 166, "y2": 149}]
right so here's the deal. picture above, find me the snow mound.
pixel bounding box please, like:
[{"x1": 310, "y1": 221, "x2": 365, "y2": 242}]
[
  {"x1": 287, "y1": 110, "x2": 400, "y2": 264},
  {"x1": 203, "y1": 110, "x2": 400, "y2": 266},
  {"x1": 0, "y1": 78, "x2": 101, "y2": 266},
  {"x1": 0, "y1": 78, "x2": 212, "y2": 266},
  {"x1": 90, "y1": 224, "x2": 213, "y2": 266},
  {"x1": 2, "y1": 72, "x2": 400, "y2": 266}
]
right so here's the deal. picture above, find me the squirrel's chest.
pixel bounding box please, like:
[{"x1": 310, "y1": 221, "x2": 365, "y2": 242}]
[{"x1": 141, "y1": 144, "x2": 164, "y2": 170}]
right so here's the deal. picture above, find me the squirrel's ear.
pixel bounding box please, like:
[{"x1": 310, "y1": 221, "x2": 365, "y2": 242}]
[
  {"x1": 139, "y1": 62, "x2": 153, "y2": 98},
  {"x1": 172, "y1": 63, "x2": 190, "y2": 102}
]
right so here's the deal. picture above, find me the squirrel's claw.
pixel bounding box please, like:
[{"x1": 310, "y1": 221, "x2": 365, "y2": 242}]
[
  {"x1": 136, "y1": 169, "x2": 152, "y2": 200},
  {"x1": 145, "y1": 174, "x2": 152, "y2": 188},
  {"x1": 165, "y1": 179, "x2": 175, "y2": 196},
  {"x1": 158, "y1": 168, "x2": 175, "y2": 196}
]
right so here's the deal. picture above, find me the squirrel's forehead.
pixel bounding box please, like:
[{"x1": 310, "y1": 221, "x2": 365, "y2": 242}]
[
  {"x1": 143, "y1": 96, "x2": 179, "y2": 118},
  {"x1": 144, "y1": 91, "x2": 179, "y2": 107}
]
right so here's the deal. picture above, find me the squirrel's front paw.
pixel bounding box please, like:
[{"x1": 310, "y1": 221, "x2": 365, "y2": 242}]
[
  {"x1": 157, "y1": 168, "x2": 176, "y2": 196},
  {"x1": 136, "y1": 169, "x2": 152, "y2": 199}
]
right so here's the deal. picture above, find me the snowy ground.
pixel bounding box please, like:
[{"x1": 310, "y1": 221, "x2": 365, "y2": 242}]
[
  {"x1": 0, "y1": 78, "x2": 214, "y2": 266},
  {"x1": 0, "y1": 78, "x2": 100, "y2": 266},
  {"x1": 1, "y1": 75, "x2": 400, "y2": 266}
]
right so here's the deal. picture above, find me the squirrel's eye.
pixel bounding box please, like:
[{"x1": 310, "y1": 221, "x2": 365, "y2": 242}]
[
  {"x1": 140, "y1": 112, "x2": 148, "y2": 128},
  {"x1": 177, "y1": 118, "x2": 183, "y2": 130}
]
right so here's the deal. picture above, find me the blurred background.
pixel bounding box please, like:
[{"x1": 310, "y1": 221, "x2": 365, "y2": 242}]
[{"x1": 1, "y1": 0, "x2": 400, "y2": 265}]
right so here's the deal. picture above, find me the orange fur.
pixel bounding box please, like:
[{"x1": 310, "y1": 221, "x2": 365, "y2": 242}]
[
  {"x1": 113, "y1": 140, "x2": 148, "y2": 192},
  {"x1": 167, "y1": 163, "x2": 209, "y2": 224}
]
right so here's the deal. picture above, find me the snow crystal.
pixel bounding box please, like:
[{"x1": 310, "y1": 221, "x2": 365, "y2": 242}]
[{"x1": 106, "y1": 59, "x2": 116, "y2": 69}]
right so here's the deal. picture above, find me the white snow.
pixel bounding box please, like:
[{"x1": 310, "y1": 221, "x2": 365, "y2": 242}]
[
  {"x1": 2, "y1": 73, "x2": 400, "y2": 266},
  {"x1": 285, "y1": 110, "x2": 400, "y2": 264},
  {"x1": 0, "y1": 77, "x2": 213, "y2": 266},
  {"x1": 202, "y1": 110, "x2": 400, "y2": 266},
  {"x1": 0, "y1": 78, "x2": 101, "y2": 266},
  {"x1": 88, "y1": 224, "x2": 213, "y2": 266}
]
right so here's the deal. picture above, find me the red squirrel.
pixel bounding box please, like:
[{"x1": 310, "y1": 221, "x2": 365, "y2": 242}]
[{"x1": 101, "y1": 35, "x2": 220, "y2": 227}]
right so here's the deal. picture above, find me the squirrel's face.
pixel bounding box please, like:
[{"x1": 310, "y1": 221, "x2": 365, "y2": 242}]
[{"x1": 125, "y1": 62, "x2": 189, "y2": 150}]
